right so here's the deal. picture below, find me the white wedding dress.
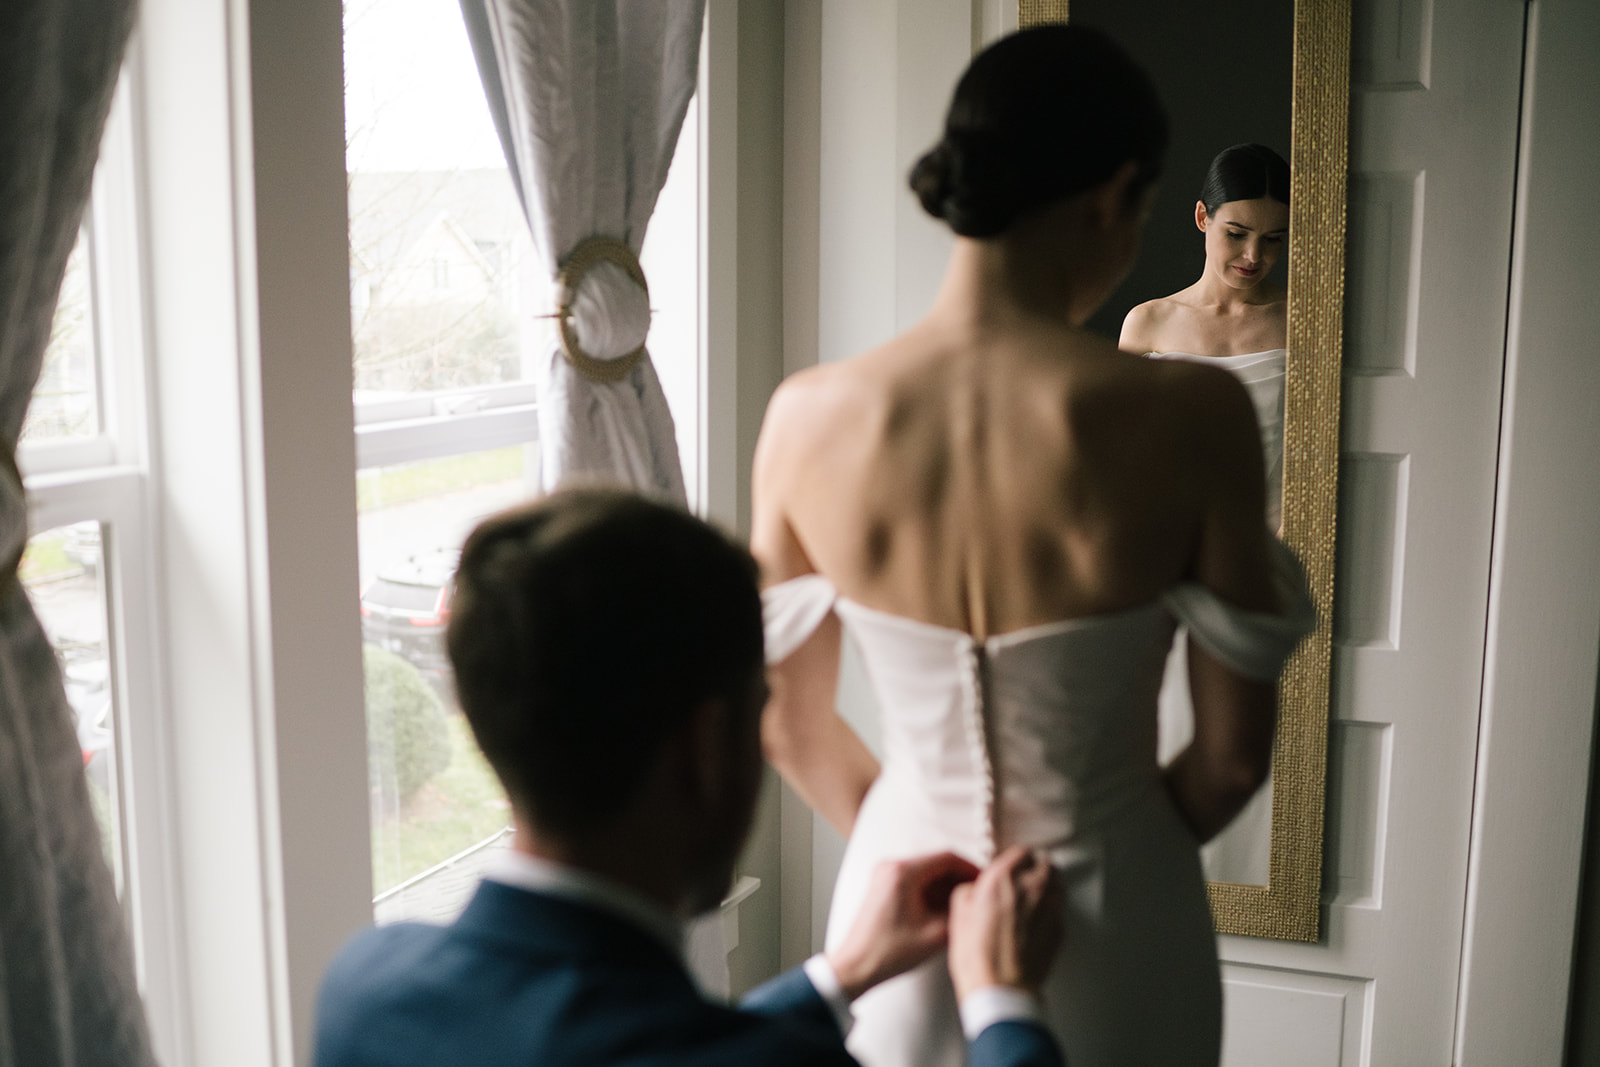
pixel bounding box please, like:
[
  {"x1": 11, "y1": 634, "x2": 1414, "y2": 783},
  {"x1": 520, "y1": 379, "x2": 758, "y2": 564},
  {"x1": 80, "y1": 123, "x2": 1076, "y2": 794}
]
[
  {"x1": 763, "y1": 541, "x2": 1314, "y2": 1067},
  {"x1": 1149, "y1": 349, "x2": 1288, "y2": 885}
]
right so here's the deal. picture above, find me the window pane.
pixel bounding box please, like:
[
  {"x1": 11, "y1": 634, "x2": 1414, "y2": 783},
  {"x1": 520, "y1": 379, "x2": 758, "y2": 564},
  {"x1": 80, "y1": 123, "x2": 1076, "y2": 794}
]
[
  {"x1": 20, "y1": 521, "x2": 121, "y2": 892},
  {"x1": 345, "y1": 0, "x2": 541, "y2": 399},
  {"x1": 361, "y1": 445, "x2": 533, "y2": 919},
  {"x1": 24, "y1": 231, "x2": 102, "y2": 443}
]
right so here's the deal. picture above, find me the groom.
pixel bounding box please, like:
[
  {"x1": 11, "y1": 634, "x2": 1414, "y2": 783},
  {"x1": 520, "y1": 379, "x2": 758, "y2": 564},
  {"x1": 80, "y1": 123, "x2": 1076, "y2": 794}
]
[{"x1": 314, "y1": 489, "x2": 1065, "y2": 1066}]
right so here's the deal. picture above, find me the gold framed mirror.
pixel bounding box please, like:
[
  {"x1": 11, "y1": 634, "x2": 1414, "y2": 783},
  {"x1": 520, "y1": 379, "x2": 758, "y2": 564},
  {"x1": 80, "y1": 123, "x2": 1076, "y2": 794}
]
[{"x1": 1019, "y1": 0, "x2": 1351, "y2": 941}]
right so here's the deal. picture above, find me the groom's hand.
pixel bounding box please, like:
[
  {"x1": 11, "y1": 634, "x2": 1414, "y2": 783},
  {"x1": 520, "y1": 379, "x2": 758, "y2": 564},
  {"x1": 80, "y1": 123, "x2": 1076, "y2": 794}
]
[
  {"x1": 825, "y1": 852, "x2": 980, "y2": 1000},
  {"x1": 948, "y1": 846, "x2": 1064, "y2": 1002}
]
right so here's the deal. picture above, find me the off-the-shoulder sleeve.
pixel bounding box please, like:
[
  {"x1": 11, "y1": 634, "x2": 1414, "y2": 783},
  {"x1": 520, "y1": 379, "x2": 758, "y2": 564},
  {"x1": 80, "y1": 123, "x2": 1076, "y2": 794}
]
[
  {"x1": 762, "y1": 574, "x2": 838, "y2": 665},
  {"x1": 1161, "y1": 539, "x2": 1317, "y2": 682}
]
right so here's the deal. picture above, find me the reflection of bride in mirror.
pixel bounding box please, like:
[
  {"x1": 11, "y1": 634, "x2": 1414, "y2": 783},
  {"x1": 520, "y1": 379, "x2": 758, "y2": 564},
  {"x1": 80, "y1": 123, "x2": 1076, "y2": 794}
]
[
  {"x1": 1119, "y1": 144, "x2": 1291, "y2": 886},
  {"x1": 1119, "y1": 143, "x2": 1290, "y2": 532}
]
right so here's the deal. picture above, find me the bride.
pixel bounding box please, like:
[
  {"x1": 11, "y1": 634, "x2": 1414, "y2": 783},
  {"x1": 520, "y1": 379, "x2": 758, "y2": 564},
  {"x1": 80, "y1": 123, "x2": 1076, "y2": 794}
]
[
  {"x1": 1120, "y1": 144, "x2": 1292, "y2": 885},
  {"x1": 751, "y1": 26, "x2": 1312, "y2": 1067}
]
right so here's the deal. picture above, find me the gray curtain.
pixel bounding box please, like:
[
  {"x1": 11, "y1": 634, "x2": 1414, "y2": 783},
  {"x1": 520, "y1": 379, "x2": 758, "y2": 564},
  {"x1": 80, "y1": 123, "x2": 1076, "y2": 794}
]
[
  {"x1": 459, "y1": 0, "x2": 703, "y2": 503},
  {"x1": 0, "y1": 1, "x2": 155, "y2": 1065}
]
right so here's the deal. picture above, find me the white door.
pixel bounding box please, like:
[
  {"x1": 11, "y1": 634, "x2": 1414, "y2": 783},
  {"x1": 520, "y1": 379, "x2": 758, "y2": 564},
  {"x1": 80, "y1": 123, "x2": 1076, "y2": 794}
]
[{"x1": 1215, "y1": 2, "x2": 1528, "y2": 1063}]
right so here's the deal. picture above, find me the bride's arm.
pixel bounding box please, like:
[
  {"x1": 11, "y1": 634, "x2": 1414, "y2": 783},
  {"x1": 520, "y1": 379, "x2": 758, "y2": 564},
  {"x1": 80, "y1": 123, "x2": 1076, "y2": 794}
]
[
  {"x1": 1165, "y1": 644, "x2": 1277, "y2": 843},
  {"x1": 751, "y1": 381, "x2": 881, "y2": 838},
  {"x1": 763, "y1": 615, "x2": 881, "y2": 838},
  {"x1": 1162, "y1": 370, "x2": 1280, "y2": 842}
]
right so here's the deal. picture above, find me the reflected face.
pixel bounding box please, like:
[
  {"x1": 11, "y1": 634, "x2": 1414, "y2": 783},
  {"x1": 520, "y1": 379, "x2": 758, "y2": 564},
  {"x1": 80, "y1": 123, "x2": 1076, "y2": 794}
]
[{"x1": 1198, "y1": 197, "x2": 1290, "y2": 291}]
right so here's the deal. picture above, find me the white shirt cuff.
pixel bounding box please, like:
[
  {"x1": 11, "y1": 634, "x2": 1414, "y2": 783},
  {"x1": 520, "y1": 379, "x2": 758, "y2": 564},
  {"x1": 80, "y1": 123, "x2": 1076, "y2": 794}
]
[
  {"x1": 802, "y1": 953, "x2": 854, "y2": 1036},
  {"x1": 959, "y1": 985, "x2": 1044, "y2": 1041}
]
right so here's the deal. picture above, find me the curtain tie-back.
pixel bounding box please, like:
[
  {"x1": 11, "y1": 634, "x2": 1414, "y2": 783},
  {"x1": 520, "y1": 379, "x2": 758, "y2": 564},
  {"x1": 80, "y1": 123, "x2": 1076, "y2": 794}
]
[{"x1": 555, "y1": 236, "x2": 651, "y2": 384}]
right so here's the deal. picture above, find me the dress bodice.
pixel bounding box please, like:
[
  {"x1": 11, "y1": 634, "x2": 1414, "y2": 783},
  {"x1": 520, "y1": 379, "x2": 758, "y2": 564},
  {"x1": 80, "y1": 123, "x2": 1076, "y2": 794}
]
[{"x1": 762, "y1": 540, "x2": 1315, "y2": 858}]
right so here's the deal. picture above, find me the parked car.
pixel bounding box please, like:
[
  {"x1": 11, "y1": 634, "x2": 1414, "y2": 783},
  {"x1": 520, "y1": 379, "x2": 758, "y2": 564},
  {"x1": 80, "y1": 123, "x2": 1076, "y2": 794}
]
[
  {"x1": 60, "y1": 643, "x2": 112, "y2": 793},
  {"x1": 360, "y1": 549, "x2": 459, "y2": 683},
  {"x1": 62, "y1": 522, "x2": 103, "y2": 576}
]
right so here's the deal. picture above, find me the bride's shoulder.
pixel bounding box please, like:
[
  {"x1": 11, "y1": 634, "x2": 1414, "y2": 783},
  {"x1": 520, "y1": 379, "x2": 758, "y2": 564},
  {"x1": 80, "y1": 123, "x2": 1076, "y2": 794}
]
[
  {"x1": 1118, "y1": 294, "x2": 1187, "y2": 354},
  {"x1": 1122, "y1": 294, "x2": 1182, "y2": 323},
  {"x1": 765, "y1": 334, "x2": 925, "y2": 421},
  {"x1": 1142, "y1": 356, "x2": 1262, "y2": 466},
  {"x1": 1120, "y1": 282, "x2": 1227, "y2": 355},
  {"x1": 1143, "y1": 352, "x2": 1249, "y2": 398},
  {"x1": 766, "y1": 357, "x2": 861, "y2": 414},
  {"x1": 757, "y1": 358, "x2": 871, "y2": 462},
  {"x1": 1082, "y1": 344, "x2": 1254, "y2": 437}
]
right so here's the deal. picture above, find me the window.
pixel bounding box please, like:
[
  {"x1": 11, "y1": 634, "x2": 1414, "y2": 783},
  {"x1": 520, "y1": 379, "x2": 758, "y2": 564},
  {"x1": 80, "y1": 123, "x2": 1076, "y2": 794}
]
[
  {"x1": 24, "y1": 234, "x2": 100, "y2": 445},
  {"x1": 22, "y1": 521, "x2": 119, "y2": 883},
  {"x1": 344, "y1": 0, "x2": 703, "y2": 923},
  {"x1": 20, "y1": 2, "x2": 742, "y2": 1060}
]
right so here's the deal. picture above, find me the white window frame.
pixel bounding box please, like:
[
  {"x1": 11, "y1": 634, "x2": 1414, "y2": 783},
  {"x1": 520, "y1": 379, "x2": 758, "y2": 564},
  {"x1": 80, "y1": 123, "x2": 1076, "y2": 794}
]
[
  {"x1": 353, "y1": 383, "x2": 540, "y2": 469},
  {"x1": 133, "y1": 0, "x2": 373, "y2": 1061}
]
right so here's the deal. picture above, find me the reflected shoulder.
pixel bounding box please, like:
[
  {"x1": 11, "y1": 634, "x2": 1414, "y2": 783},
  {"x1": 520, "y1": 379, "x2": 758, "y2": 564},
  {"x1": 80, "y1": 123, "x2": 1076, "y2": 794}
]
[{"x1": 1118, "y1": 296, "x2": 1180, "y2": 354}]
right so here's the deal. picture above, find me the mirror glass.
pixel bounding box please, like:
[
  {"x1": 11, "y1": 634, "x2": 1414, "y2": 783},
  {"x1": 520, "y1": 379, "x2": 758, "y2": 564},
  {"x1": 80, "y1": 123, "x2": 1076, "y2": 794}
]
[{"x1": 1068, "y1": 0, "x2": 1296, "y2": 888}]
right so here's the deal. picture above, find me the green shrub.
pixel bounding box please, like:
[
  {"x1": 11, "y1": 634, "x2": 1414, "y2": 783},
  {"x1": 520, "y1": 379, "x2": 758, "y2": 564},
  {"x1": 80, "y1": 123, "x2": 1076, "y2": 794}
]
[{"x1": 364, "y1": 644, "x2": 452, "y2": 806}]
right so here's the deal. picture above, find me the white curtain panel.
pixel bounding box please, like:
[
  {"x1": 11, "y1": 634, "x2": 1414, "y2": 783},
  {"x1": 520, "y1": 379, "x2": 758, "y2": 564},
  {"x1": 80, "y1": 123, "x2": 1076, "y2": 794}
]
[
  {"x1": 0, "y1": 2, "x2": 153, "y2": 1066},
  {"x1": 460, "y1": 0, "x2": 704, "y2": 503}
]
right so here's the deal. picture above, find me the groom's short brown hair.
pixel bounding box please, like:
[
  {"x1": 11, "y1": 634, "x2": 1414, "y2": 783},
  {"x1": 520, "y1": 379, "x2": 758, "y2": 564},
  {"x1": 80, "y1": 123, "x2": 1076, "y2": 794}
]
[{"x1": 446, "y1": 488, "x2": 763, "y2": 836}]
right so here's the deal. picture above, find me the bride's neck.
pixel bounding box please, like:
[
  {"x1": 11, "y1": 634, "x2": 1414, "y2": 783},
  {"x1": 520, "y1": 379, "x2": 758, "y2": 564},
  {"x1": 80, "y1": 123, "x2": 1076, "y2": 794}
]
[
  {"x1": 1190, "y1": 264, "x2": 1283, "y2": 311},
  {"x1": 931, "y1": 224, "x2": 1103, "y2": 331}
]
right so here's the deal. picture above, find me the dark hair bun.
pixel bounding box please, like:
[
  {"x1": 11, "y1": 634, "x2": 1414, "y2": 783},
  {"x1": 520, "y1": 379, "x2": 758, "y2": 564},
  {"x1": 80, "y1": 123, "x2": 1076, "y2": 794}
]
[
  {"x1": 909, "y1": 143, "x2": 957, "y2": 225},
  {"x1": 910, "y1": 135, "x2": 1017, "y2": 239},
  {"x1": 911, "y1": 25, "x2": 1168, "y2": 238}
]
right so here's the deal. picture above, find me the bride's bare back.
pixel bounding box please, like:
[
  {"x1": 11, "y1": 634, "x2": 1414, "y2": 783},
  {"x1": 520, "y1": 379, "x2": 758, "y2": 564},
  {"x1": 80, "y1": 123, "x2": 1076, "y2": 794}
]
[{"x1": 753, "y1": 312, "x2": 1268, "y2": 640}]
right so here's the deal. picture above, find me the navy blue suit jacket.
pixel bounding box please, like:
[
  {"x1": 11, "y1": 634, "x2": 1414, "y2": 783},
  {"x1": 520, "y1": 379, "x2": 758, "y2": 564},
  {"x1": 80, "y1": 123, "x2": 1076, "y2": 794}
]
[{"x1": 314, "y1": 880, "x2": 1063, "y2": 1066}]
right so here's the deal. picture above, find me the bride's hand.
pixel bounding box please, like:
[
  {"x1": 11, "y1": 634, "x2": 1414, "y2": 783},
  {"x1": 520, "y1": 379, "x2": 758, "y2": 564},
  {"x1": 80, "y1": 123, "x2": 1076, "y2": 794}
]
[
  {"x1": 825, "y1": 852, "x2": 980, "y2": 1000},
  {"x1": 947, "y1": 847, "x2": 1064, "y2": 1002}
]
